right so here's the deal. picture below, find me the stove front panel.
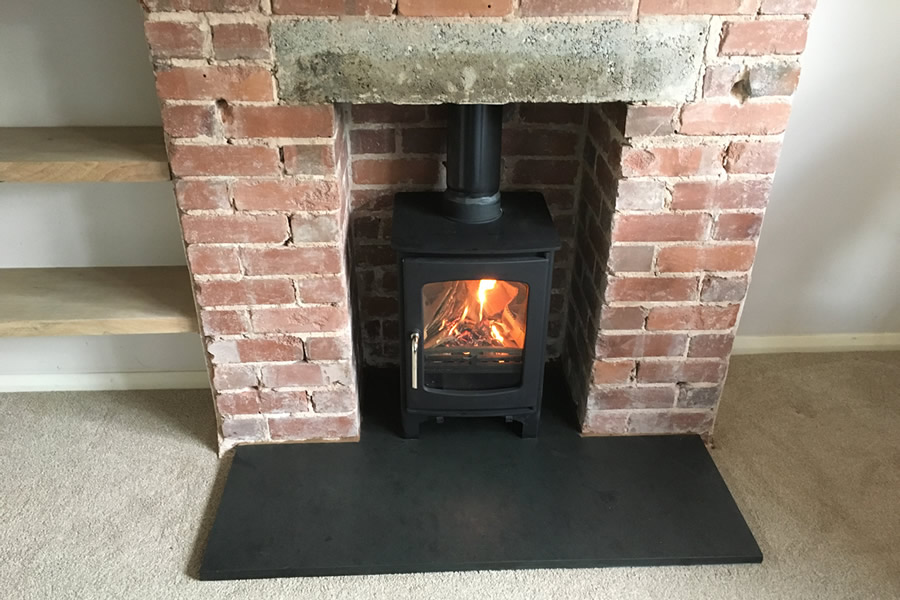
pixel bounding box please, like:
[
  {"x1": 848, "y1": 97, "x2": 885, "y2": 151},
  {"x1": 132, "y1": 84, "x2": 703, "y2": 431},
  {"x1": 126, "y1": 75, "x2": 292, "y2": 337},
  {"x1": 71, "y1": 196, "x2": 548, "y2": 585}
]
[{"x1": 401, "y1": 255, "x2": 553, "y2": 414}]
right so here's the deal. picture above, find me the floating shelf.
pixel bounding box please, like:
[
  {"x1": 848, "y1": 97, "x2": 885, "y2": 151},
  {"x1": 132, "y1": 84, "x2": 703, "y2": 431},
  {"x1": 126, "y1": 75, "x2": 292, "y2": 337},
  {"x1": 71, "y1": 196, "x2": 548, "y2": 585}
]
[
  {"x1": 0, "y1": 267, "x2": 198, "y2": 337},
  {"x1": 0, "y1": 127, "x2": 170, "y2": 183}
]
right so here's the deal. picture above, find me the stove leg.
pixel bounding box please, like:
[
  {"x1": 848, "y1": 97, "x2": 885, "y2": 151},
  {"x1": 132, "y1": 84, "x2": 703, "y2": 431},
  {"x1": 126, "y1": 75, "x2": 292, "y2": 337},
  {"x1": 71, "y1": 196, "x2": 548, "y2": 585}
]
[
  {"x1": 401, "y1": 413, "x2": 422, "y2": 439},
  {"x1": 518, "y1": 414, "x2": 539, "y2": 438}
]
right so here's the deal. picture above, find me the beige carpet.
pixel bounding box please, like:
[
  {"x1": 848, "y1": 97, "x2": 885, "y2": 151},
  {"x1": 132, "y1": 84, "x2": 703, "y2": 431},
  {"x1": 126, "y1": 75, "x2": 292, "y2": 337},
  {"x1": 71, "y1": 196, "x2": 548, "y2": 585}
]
[{"x1": 1, "y1": 352, "x2": 898, "y2": 599}]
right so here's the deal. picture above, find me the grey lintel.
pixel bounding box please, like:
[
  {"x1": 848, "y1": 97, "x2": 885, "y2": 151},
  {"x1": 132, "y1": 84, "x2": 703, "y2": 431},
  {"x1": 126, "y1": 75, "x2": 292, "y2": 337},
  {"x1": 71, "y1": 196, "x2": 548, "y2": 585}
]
[{"x1": 273, "y1": 19, "x2": 707, "y2": 105}]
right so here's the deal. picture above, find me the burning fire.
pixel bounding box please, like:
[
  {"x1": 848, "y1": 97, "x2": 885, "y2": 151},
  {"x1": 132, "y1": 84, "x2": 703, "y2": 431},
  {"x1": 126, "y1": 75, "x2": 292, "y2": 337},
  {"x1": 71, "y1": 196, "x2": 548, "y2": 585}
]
[
  {"x1": 477, "y1": 279, "x2": 496, "y2": 321},
  {"x1": 422, "y1": 278, "x2": 527, "y2": 351}
]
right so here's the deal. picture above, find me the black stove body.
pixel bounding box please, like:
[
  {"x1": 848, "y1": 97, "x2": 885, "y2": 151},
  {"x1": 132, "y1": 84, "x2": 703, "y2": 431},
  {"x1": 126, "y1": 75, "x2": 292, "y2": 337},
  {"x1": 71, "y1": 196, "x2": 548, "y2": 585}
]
[{"x1": 391, "y1": 105, "x2": 560, "y2": 438}]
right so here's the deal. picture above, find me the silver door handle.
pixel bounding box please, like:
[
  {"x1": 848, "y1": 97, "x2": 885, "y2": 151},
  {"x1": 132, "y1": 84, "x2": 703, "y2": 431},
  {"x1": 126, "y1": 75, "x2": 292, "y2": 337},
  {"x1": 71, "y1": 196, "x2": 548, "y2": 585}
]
[{"x1": 410, "y1": 332, "x2": 420, "y2": 389}]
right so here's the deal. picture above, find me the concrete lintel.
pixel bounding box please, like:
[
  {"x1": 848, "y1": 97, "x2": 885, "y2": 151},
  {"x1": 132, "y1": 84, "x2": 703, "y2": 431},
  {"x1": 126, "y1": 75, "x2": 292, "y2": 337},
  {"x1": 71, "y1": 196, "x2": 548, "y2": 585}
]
[{"x1": 273, "y1": 19, "x2": 707, "y2": 105}]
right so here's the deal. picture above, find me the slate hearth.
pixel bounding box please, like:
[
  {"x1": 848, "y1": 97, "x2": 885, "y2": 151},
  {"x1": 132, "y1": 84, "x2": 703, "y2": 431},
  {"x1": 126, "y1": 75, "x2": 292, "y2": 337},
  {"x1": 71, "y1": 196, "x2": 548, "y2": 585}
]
[{"x1": 199, "y1": 369, "x2": 761, "y2": 580}]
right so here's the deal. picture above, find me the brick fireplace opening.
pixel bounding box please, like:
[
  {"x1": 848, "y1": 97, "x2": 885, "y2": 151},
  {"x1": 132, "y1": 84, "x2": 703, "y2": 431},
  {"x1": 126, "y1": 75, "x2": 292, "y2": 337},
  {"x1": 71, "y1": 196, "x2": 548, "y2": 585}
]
[{"x1": 140, "y1": 0, "x2": 815, "y2": 454}]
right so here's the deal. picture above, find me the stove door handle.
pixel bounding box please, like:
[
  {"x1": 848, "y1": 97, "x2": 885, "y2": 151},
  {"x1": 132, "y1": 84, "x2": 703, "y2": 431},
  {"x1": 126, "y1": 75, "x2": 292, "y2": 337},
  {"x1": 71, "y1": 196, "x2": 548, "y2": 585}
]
[{"x1": 410, "y1": 332, "x2": 420, "y2": 390}]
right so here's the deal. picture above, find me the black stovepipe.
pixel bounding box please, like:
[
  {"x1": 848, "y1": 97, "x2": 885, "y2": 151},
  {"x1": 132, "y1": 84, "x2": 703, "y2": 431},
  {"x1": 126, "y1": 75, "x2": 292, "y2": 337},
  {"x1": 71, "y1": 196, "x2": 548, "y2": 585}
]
[{"x1": 443, "y1": 104, "x2": 503, "y2": 224}]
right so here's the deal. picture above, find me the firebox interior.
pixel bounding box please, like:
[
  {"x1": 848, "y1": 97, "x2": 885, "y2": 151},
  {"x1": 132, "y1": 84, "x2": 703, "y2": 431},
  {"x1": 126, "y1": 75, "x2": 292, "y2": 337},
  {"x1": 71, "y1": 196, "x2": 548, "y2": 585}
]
[{"x1": 422, "y1": 278, "x2": 529, "y2": 391}]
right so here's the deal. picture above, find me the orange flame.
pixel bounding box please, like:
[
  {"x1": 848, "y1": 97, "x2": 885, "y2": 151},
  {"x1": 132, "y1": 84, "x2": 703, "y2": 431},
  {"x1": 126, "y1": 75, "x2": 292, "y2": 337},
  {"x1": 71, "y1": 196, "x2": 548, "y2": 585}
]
[{"x1": 477, "y1": 279, "x2": 496, "y2": 321}]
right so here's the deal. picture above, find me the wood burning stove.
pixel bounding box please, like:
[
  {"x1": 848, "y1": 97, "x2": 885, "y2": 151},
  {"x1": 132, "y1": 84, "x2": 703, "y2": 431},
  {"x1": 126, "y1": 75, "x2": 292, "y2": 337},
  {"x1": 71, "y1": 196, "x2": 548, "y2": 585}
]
[{"x1": 392, "y1": 105, "x2": 560, "y2": 438}]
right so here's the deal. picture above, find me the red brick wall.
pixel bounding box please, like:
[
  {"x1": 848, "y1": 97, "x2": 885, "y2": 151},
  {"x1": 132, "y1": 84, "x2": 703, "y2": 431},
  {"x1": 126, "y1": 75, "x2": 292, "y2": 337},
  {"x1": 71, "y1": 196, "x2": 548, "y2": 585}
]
[
  {"x1": 568, "y1": 4, "x2": 805, "y2": 436},
  {"x1": 140, "y1": 0, "x2": 816, "y2": 451},
  {"x1": 144, "y1": 7, "x2": 359, "y2": 453}
]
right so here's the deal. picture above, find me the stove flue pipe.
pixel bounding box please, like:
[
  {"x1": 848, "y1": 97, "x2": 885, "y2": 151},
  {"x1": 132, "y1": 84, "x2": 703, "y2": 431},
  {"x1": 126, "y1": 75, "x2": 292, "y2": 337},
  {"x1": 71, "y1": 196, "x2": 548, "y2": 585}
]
[{"x1": 443, "y1": 104, "x2": 503, "y2": 224}]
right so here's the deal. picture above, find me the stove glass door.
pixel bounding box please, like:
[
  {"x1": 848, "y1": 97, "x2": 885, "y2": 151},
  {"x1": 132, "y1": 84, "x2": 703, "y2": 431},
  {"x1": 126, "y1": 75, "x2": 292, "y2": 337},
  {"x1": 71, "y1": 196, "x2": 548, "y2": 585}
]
[{"x1": 421, "y1": 279, "x2": 529, "y2": 390}]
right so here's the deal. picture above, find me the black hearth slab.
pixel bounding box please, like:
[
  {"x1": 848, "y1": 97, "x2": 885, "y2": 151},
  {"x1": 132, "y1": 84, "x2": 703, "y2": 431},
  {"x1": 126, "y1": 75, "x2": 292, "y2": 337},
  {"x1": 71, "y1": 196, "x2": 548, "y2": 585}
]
[
  {"x1": 199, "y1": 395, "x2": 761, "y2": 579},
  {"x1": 391, "y1": 192, "x2": 561, "y2": 255}
]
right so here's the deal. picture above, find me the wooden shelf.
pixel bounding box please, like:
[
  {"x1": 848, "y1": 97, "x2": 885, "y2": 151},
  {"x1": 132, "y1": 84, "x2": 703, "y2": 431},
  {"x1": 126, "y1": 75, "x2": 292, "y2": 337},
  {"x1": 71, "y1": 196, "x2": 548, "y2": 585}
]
[
  {"x1": 0, "y1": 127, "x2": 170, "y2": 183},
  {"x1": 0, "y1": 267, "x2": 198, "y2": 337}
]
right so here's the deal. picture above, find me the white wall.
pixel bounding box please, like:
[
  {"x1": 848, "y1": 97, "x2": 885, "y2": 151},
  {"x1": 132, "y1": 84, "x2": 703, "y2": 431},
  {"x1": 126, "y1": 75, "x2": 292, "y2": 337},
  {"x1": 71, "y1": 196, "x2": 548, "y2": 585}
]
[
  {"x1": 0, "y1": 1, "x2": 162, "y2": 126},
  {"x1": 0, "y1": 184, "x2": 187, "y2": 267},
  {"x1": 738, "y1": 0, "x2": 900, "y2": 342},
  {"x1": 0, "y1": 0, "x2": 206, "y2": 382}
]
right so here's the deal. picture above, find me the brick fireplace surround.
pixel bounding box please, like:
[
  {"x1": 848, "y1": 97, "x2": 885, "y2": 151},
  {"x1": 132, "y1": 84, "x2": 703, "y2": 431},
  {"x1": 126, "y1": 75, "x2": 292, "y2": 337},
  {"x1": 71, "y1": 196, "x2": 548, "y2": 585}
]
[{"x1": 140, "y1": 0, "x2": 816, "y2": 453}]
